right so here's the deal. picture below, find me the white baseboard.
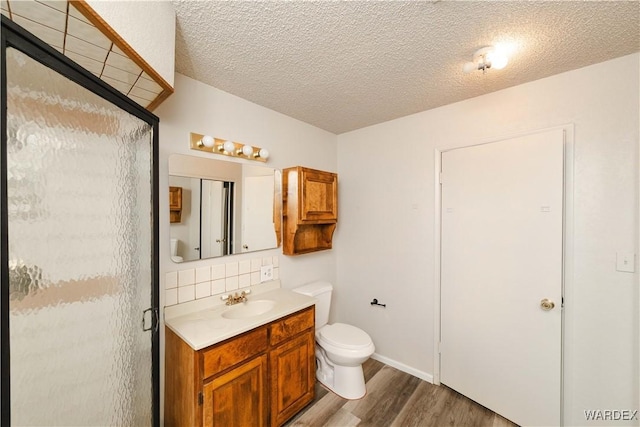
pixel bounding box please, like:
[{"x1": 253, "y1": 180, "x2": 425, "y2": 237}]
[{"x1": 370, "y1": 353, "x2": 434, "y2": 384}]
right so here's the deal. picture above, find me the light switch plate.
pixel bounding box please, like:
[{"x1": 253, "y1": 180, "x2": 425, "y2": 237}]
[
  {"x1": 260, "y1": 265, "x2": 274, "y2": 282},
  {"x1": 616, "y1": 252, "x2": 635, "y2": 273}
]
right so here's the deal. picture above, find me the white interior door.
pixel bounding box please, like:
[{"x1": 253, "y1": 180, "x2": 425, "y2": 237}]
[
  {"x1": 201, "y1": 179, "x2": 226, "y2": 258},
  {"x1": 242, "y1": 175, "x2": 276, "y2": 252},
  {"x1": 188, "y1": 177, "x2": 202, "y2": 260},
  {"x1": 440, "y1": 129, "x2": 564, "y2": 426}
]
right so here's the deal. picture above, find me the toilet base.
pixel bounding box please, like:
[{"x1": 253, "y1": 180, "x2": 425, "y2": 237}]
[{"x1": 316, "y1": 349, "x2": 367, "y2": 400}]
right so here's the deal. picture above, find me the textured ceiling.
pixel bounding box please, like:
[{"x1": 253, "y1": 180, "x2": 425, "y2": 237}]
[{"x1": 173, "y1": 1, "x2": 640, "y2": 134}]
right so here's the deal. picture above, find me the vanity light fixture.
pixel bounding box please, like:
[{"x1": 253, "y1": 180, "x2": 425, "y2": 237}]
[
  {"x1": 190, "y1": 132, "x2": 269, "y2": 162},
  {"x1": 463, "y1": 46, "x2": 509, "y2": 74}
]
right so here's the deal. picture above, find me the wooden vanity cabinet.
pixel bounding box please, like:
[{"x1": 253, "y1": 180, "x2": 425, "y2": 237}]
[
  {"x1": 203, "y1": 354, "x2": 268, "y2": 427},
  {"x1": 165, "y1": 306, "x2": 315, "y2": 427},
  {"x1": 269, "y1": 307, "x2": 316, "y2": 426},
  {"x1": 165, "y1": 325, "x2": 268, "y2": 427},
  {"x1": 283, "y1": 166, "x2": 338, "y2": 255}
]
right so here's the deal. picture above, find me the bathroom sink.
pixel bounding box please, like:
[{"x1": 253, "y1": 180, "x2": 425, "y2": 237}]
[{"x1": 222, "y1": 300, "x2": 276, "y2": 319}]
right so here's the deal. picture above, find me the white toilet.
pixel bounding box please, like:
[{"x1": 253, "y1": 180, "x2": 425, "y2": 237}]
[
  {"x1": 170, "y1": 238, "x2": 183, "y2": 263},
  {"x1": 293, "y1": 281, "x2": 375, "y2": 400}
]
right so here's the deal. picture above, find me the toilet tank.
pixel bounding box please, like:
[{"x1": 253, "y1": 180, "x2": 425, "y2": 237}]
[{"x1": 292, "y1": 281, "x2": 333, "y2": 329}]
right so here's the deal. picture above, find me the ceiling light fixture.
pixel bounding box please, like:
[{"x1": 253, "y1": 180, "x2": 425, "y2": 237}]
[
  {"x1": 191, "y1": 132, "x2": 269, "y2": 162},
  {"x1": 463, "y1": 46, "x2": 509, "y2": 74}
]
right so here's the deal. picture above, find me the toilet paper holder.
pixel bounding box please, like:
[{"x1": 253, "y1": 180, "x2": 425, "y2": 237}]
[{"x1": 370, "y1": 298, "x2": 386, "y2": 308}]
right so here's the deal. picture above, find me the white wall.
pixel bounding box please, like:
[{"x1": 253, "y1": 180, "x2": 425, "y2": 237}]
[
  {"x1": 336, "y1": 54, "x2": 639, "y2": 426},
  {"x1": 154, "y1": 72, "x2": 337, "y2": 422},
  {"x1": 156, "y1": 74, "x2": 338, "y2": 287}
]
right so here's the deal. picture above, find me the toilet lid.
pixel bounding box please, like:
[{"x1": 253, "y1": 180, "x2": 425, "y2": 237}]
[{"x1": 319, "y1": 323, "x2": 372, "y2": 350}]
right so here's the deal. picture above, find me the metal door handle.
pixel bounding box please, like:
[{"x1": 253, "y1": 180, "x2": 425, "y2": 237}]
[
  {"x1": 540, "y1": 298, "x2": 555, "y2": 311},
  {"x1": 142, "y1": 308, "x2": 158, "y2": 332}
]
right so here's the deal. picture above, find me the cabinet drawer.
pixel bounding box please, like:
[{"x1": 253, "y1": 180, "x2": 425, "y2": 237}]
[
  {"x1": 270, "y1": 307, "x2": 314, "y2": 346},
  {"x1": 202, "y1": 326, "x2": 268, "y2": 378}
]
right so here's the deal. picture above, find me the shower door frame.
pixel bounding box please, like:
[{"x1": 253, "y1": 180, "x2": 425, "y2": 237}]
[{"x1": 0, "y1": 16, "x2": 160, "y2": 426}]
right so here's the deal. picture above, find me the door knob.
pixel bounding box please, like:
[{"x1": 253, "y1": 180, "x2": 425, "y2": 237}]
[{"x1": 540, "y1": 298, "x2": 555, "y2": 311}]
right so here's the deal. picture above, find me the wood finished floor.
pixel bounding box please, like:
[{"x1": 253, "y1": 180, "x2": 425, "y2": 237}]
[{"x1": 285, "y1": 359, "x2": 519, "y2": 427}]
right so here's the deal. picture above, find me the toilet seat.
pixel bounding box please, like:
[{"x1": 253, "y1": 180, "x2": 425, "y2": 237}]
[{"x1": 319, "y1": 323, "x2": 372, "y2": 350}]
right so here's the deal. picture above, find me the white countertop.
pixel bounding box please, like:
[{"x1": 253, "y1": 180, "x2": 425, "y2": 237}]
[{"x1": 164, "y1": 282, "x2": 316, "y2": 350}]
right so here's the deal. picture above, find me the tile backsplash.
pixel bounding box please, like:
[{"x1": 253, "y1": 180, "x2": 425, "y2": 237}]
[{"x1": 165, "y1": 256, "x2": 280, "y2": 307}]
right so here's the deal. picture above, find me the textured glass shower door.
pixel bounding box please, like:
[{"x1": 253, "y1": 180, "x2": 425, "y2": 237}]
[{"x1": 4, "y1": 36, "x2": 156, "y2": 426}]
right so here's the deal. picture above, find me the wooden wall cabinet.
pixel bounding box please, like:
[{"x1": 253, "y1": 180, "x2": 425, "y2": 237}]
[
  {"x1": 169, "y1": 186, "x2": 182, "y2": 223},
  {"x1": 282, "y1": 166, "x2": 337, "y2": 255},
  {"x1": 165, "y1": 306, "x2": 315, "y2": 427}
]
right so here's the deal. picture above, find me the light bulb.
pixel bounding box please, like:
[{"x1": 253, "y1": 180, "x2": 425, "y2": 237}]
[
  {"x1": 490, "y1": 53, "x2": 508, "y2": 70},
  {"x1": 223, "y1": 140, "x2": 235, "y2": 153},
  {"x1": 258, "y1": 148, "x2": 269, "y2": 159},
  {"x1": 242, "y1": 145, "x2": 254, "y2": 157},
  {"x1": 462, "y1": 61, "x2": 477, "y2": 74},
  {"x1": 200, "y1": 135, "x2": 215, "y2": 148}
]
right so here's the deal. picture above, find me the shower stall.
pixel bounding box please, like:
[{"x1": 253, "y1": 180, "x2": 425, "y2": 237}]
[{"x1": 1, "y1": 17, "x2": 159, "y2": 426}]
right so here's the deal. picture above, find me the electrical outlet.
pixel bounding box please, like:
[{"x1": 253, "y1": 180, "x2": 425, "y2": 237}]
[{"x1": 260, "y1": 265, "x2": 274, "y2": 282}]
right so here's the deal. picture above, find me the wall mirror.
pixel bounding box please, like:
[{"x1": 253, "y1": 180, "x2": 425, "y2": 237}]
[{"x1": 169, "y1": 154, "x2": 281, "y2": 262}]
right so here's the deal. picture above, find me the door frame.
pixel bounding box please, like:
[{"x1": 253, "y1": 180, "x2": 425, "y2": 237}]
[
  {"x1": 1, "y1": 16, "x2": 160, "y2": 426},
  {"x1": 432, "y1": 125, "x2": 574, "y2": 424}
]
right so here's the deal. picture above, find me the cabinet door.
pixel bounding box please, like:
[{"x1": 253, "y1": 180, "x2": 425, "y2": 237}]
[
  {"x1": 169, "y1": 186, "x2": 182, "y2": 223},
  {"x1": 169, "y1": 186, "x2": 182, "y2": 209},
  {"x1": 270, "y1": 332, "x2": 315, "y2": 426},
  {"x1": 203, "y1": 355, "x2": 268, "y2": 427},
  {"x1": 299, "y1": 168, "x2": 337, "y2": 222}
]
